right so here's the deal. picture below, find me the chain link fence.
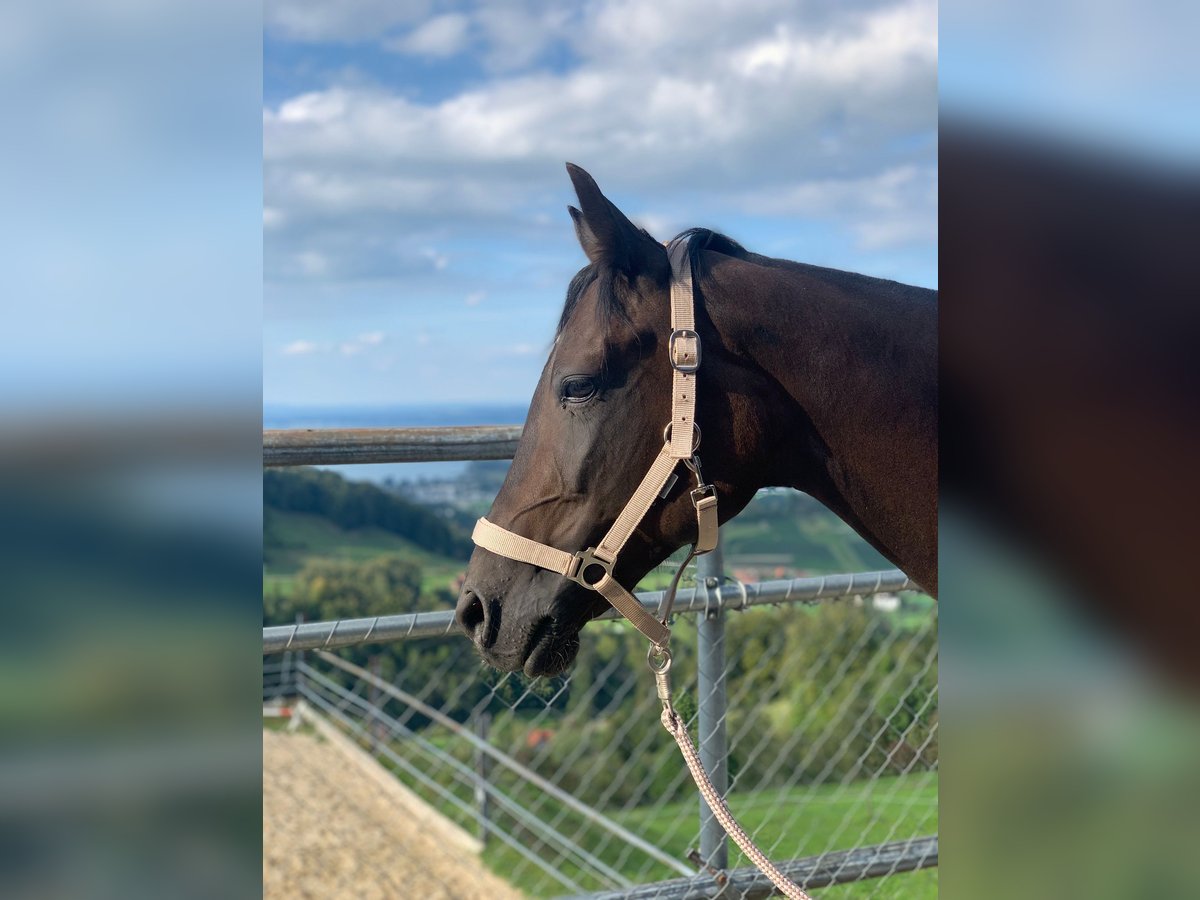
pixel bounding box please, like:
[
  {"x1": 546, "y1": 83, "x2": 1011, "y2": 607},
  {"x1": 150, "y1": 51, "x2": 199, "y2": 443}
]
[
  {"x1": 263, "y1": 563, "x2": 936, "y2": 899},
  {"x1": 262, "y1": 430, "x2": 937, "y2": 898}
]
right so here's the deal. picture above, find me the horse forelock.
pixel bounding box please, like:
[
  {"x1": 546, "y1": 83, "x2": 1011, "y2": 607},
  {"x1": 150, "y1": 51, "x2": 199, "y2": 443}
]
[
  {"x1": 555, "y1": 263, "x2": 633, "y2": 339},
  {"x1": 556, "y1": 228, "x2": 750, "y2": 341}
]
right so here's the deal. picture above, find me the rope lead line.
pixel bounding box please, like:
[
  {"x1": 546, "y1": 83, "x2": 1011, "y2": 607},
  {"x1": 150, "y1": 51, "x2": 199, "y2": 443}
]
[
  {"x1": 649, "y1": 644, "x2": 811, "y2": 898},
  {"x1": 661, "y1": 704, "x2": 813, "y2": 900}
]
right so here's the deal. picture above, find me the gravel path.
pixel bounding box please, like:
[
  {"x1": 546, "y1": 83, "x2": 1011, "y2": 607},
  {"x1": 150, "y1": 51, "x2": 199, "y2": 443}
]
[{"x1": 264, "y1": 728, "x2": 525, "y2": 899}]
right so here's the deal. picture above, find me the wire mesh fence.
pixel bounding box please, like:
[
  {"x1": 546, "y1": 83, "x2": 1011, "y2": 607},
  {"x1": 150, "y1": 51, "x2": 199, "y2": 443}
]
[
  {"x1": 262, "y1": 576, "x2": 937, "y2": 899},
  {"x1": 261, "y1": 431, "x2": 936, "y2": 898}
]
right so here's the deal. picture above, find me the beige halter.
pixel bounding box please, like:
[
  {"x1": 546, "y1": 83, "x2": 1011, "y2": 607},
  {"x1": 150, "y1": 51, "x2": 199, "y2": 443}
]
[
  {"x1": 474, "y1": 237, "x2": 813, "y2": 899},
  {"x1": 471, "y1": 237, "x2": 719, "y2": 649}
]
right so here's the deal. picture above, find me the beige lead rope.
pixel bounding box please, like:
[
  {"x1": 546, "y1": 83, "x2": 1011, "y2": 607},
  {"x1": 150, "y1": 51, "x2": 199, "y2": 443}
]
[
  {"x1": 652, "y1": 650, "x2": 811, "y2": 899},
  {"x1": 472, "y1": 235, "x2": 809, "y2": 897},
  {"x1": 664, "y1": 710, "x2": 812, "y2": 899}
]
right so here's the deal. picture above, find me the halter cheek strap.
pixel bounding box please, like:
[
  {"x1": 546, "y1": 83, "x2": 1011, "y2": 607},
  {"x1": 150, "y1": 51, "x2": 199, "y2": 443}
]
[{"x1": 471, "y1": 237, "x2": 718, "y2": 649}]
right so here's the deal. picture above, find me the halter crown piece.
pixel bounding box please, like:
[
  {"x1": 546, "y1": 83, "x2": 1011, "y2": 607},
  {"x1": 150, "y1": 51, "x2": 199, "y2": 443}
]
[{"x1": 470, "y1": 236, "x2": 718, "y2": 650}]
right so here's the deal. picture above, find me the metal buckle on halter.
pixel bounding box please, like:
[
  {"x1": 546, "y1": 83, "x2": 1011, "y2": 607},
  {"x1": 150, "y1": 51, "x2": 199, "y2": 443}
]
[
  {"x1": 668, "y1": 328, "x2": 701, "y2": 373},
  {"x1": 566, "y1": 548, "x2": 613, "y2": 590}
]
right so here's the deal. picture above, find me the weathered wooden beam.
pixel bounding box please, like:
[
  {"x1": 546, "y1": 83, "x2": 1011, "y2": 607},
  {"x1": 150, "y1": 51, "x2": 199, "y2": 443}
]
[{"x1": 262, "y1": 425, "x2": 524, "y2": 467}]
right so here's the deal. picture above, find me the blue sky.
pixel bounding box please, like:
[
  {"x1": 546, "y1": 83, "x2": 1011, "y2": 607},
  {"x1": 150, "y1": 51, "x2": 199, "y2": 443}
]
[{"x1": 263, "y1": 0, "x2": 938, "y2": 407}]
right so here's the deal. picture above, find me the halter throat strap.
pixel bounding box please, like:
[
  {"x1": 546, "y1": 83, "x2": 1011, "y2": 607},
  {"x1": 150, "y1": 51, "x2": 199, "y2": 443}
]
[{"x1": 471, "y1": 236, "x2": 718, "y2": 648}]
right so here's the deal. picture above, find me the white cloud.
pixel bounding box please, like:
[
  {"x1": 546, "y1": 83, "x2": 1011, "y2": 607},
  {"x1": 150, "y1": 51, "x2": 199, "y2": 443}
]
[
  {"x1": 856, "y1": 217, "x2": 937, "y2": 250},
  {"x1": 337, "y1": 331, "x2": 387, "y2": 355},
  {"x1": 421, "y1": 248, "x2": 449, "y2": 270},
  {"x1": 282, "y1": 339, "x2": 318, "y2": 355},
  {"x1": 631, "y1": 212, "x2": 676, "y2": 242},
  {"x1": 744, "y1": 165, "x2": 923, "y2": 215},
  {"x1": 265, "y1": 0, "x2": 431, "y2": 42},
  {"x1": 264, "y1": 0, "x2": 936, "y2": 406},
  {"x1": 734, "y1": 2, "x2": 936, "y2": 86},
  {"x1": 263, "y1": 0, "x2": 937, "y2": 283},
  {"x1": 741, "y1": 164, "x2": 937, "y2": 250},
  {"x1": 294, "y1": 250, "x2": 329, "y2": 277},
  {"x1": 474, "y1": 4, "x2": 572, "y2": 72},
  {"x1": 265, "y1": 2, "x2": 934, "y2": 179},
  {"x1": 386, "y1": 12, "x2": 471, "y2": 58}
]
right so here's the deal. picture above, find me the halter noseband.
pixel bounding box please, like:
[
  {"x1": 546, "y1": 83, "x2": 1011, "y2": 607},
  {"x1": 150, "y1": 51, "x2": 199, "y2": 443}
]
[{"x1": 471, "y1": 237, "x2": 719, "y2": 649}]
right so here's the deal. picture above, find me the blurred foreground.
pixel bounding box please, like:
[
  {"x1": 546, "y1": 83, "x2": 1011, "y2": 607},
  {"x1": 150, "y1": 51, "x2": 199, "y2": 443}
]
[
  {"x1": 940, "y1": 0, "x2": 1199, "y2": 891},
  {"x1": 940, "y1": 20, "x2": 1200, "y2": 894},
  {"x1": 0, "y1": 0, "x2": 262, "y2": 895}
]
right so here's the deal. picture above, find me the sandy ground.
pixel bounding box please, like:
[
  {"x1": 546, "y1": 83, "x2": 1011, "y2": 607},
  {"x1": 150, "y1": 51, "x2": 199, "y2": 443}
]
[{"x1": 264, "y1": 728, "x2": 525, "y2": 900}]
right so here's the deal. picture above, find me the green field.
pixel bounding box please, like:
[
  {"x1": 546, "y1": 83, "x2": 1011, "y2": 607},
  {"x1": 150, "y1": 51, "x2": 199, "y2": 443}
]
[
  {"x1": 358, "y1": 720, "x2": 936, "y2": 899},
  {"x1": 611, "y1": 776, "x2": 938, "y2": 900},
  {"x1": 264, "y1": 508, "x2": 465, "y2": 596},
  {"x1": 721, "y1": 510, "x2": 890, "y2": 574},
  {"x1": 473, "y1": 773, "x2": 938, "y2": 897},
  {"x1": 263, "y1": 484, "x2": 900, "y2": 604}
]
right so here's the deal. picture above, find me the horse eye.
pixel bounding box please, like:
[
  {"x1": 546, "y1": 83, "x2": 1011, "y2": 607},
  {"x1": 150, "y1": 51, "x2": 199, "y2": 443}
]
[{"x1": 560, "y1": 376, "x2": 596, "y2": 403}]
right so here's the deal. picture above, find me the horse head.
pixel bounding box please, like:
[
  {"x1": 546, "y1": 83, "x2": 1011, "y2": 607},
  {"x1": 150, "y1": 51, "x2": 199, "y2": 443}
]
[{"x1": 455, "y1": 165, "x2": 776, "y2": 675}]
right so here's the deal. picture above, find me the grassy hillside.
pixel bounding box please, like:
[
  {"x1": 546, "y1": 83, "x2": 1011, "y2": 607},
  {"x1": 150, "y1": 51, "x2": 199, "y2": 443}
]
[
  {"x1": 264, "y1": 467, "x2": 472, "y2": 558},
  {"x1": 263, "y1": 508, "x2": 466, "y2": 597},
  {"x1": 721, "y1": 491, "x2": 892, "y2": 573},
  {"x1": 264, "y1": 468, "x2": 474, "y2": 598},
  {"x1": 263, "y1": 470, "x2": 898, "y2": 604},
  {"x1": 382, "y1": 750, "x2": 938, "y2": 899}
]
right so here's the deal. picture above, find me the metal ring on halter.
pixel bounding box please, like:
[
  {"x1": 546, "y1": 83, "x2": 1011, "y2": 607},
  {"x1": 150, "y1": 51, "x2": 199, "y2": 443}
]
[
  {"x1": 566, "y1": 548, "x2": 613, "y2": 590},
  {"x1": 647, "y1": 645, "x2": 672, "y2": 673},
  {"x1": 662, "y1": 421, "x2": 701, "y2": 451}
]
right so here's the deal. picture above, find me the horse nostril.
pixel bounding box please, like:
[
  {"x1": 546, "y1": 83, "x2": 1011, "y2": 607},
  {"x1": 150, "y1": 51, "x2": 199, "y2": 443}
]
[{"x1": 456, "y1": 589, "x2": 487, "y2": 640}]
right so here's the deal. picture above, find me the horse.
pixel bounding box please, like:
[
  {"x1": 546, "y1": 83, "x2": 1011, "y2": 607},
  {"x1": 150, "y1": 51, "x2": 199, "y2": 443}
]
[
  {"x1": 456, "y1": 164, "x2": 938, "y2": 677},
  {"x1": 940, "y1": 126, "x2": 1200, "y2": 690}
]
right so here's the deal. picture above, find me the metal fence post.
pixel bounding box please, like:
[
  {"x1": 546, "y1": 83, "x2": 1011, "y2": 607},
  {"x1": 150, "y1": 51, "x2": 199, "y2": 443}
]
[
  {"x1": 279, "y1": 642, "x2": 291, "y2": 701},
  {"x1": 696, "y1": 530, "x2": 729, "y2": 872},
  {"x1": 288, "y1": 612, "x2": 303, "y2": 704},
  {"x1": 474, "y1": 710, "x2": 492, "y2": 845}
]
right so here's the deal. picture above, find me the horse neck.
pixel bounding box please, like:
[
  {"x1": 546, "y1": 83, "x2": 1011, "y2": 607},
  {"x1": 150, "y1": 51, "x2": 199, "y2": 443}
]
[{"x1": 704, "y1": 254, "x2": 939, "y2": 586}]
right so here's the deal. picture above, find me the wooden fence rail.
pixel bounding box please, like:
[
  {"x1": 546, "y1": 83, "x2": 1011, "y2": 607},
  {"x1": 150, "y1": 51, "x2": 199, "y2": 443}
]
[{"x1": 263, "y1": 425, "x2": 523, "y2": 467}]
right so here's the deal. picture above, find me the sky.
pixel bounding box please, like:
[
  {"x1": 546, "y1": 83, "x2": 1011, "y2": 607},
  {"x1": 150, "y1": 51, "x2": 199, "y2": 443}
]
[{"x1": 263, "y1": 0, "x2": 939, "y2": 408}]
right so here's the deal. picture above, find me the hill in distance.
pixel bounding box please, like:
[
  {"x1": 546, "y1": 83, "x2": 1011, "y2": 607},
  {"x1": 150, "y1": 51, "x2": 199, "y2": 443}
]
[{"x1": 264, "y1": 468, "x2": 474, "y2": 595}]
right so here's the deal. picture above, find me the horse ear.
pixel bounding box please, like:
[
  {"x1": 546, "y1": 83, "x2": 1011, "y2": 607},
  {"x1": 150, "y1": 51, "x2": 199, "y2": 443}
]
[
  {"x1": 567, "y1": 205, "x2": 599, "y2": 260},
  {"x1": 566, "y1": 163, "x2": 662, "y2": 273}
]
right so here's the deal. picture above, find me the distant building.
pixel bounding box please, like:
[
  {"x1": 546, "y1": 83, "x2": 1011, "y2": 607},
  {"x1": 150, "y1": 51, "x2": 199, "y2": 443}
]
[
  {"x1": 873, "y1": 592, "x2": 902, "y2": 612},
  {"x1": 392, "y1": 479, "x2": 493, "y2": 509}
]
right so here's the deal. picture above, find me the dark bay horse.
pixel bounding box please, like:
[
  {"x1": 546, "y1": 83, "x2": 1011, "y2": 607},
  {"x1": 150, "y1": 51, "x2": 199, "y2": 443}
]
[{"x1": 457, "y1": 164, "x2": 937, "y2": 676}]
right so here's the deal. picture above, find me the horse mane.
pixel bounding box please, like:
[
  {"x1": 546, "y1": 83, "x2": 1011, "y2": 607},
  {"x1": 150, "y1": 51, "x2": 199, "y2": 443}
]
[
  {"x1": 556, "y1": 227, "x2": 750, "y2": 337},
  {"x1": 682, "y1": 226, "x2": 929, "y2": 298},
  {"x1": 672, "y1": 227, "x2": 750, "y2": 281}
]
